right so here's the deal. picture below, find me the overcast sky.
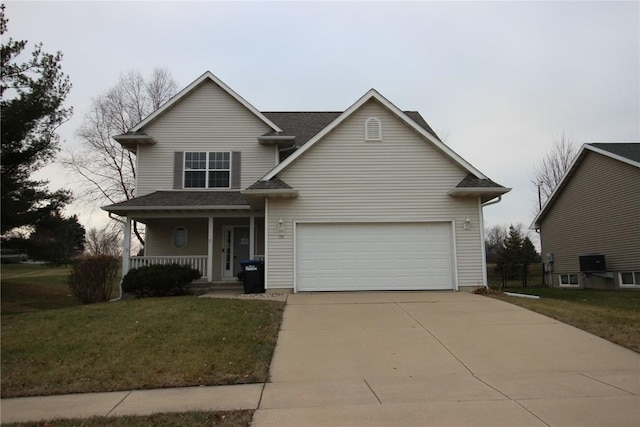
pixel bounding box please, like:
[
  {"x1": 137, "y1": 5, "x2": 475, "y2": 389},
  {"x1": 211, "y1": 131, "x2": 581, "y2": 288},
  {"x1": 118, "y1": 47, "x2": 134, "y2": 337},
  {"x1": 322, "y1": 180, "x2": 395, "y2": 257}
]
[{"x1": 5, "y1": 1, "x2": 640, "y2": 241}]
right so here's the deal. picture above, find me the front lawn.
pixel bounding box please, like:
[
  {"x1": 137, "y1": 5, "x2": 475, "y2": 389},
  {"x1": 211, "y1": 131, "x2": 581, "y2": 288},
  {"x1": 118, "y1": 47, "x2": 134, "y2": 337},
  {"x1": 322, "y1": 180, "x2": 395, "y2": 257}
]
[
  {"x1": 1, "y1": 263, "x2": 79, "y2": 314},
  {"x1": 1, "y1": 297, "x2": 284, "y2": 398},
  {"x1": 491, "y1": 288, "x2": 640, "y2": 352}
]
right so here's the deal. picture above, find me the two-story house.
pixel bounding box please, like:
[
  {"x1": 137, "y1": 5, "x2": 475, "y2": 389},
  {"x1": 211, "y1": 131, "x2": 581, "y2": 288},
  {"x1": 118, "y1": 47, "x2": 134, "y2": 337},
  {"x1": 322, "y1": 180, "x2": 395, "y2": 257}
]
[
  {"x1": 532, "y1": 143, "x2": 640, "y2": 289},
  {"x1": 103, "y1": 71, "x2": 510, "y2": 292}
]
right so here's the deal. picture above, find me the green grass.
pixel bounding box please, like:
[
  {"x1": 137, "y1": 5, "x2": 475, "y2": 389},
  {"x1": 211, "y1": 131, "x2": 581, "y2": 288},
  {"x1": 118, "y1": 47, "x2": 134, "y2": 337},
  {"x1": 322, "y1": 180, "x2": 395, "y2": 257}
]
[
  {"x1": 2, "y1": 296, "x2": 284, "y2": 398},
  {"x1": 2, "y1": 410, "x2": 254, "y2": 427},
  {"x1": 491, "y1": 287, "x2": 640, "y2": 352},
  {"x1": 1, "y1": 263, "x2": 80, "y2": 314},
  {"x1": 486, "y1": 263, "x2": 544, "y2": 289}
]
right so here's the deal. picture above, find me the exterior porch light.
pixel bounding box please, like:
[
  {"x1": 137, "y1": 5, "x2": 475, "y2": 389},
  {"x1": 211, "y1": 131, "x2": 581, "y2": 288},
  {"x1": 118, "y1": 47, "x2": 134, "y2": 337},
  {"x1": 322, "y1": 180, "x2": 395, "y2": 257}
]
[
  {"x1": 277, "y1": 219, "x2": 285, "y2": 234},
  {"x1": 463, "y1": 218, "x2": 471, "y2": 230}
]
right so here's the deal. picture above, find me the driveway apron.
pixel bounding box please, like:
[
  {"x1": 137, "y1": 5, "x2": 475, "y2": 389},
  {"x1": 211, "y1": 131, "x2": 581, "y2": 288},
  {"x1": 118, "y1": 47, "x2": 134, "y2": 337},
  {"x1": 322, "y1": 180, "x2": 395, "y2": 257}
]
[{"x1": 254, "y1": 292, "x2": 640, "y2": 427}]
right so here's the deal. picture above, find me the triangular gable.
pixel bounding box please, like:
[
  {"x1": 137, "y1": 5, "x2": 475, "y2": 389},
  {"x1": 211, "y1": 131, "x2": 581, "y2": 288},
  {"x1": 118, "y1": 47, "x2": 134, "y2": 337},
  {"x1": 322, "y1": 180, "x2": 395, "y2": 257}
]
[
  {"x1": 531, "y1": 143, "x2": 640, "y2": 229},
  {"x1": 131, "y1": 71, "x2": 282, "y2": 133},
  {"x1": 261, "y1": 89, "x2": 487, "y2": 181}
]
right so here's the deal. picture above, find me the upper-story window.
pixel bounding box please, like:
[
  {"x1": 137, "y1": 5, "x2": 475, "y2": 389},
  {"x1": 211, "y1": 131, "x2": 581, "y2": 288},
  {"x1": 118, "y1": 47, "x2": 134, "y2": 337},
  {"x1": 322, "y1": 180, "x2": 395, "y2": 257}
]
[
  {"x1": 184, "y1": 152, "x2": 230, "y2": 188},
  {"x1": 364, "y1": 117, "x2": 382, "y2": 141}
]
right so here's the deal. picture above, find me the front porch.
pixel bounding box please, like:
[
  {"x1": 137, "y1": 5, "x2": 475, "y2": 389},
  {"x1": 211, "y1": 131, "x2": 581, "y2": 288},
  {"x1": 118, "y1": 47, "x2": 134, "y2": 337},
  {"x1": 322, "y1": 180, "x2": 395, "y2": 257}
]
[
  {"x1": 128, "y1": 253, "x2": 265, "y2": 281},
  {"x1": 103, "y1": 190, "x2": 270, "y2": 284}
]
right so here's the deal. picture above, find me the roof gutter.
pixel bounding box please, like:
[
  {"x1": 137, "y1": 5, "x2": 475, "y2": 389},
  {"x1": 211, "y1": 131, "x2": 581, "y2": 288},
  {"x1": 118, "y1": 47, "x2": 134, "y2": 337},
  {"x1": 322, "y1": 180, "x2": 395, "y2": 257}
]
[
  {"x1": 481, "y1": 195, "x2": 503, "y2": 207},
  {"x1": 102, "y1": 205, "x2": 252, "y2": 213}
]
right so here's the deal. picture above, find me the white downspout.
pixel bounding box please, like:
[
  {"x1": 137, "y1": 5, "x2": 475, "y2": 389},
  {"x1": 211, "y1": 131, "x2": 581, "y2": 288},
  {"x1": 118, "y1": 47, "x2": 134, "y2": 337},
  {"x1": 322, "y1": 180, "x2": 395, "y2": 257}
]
[{"x1": 480, "y1": 195, "x2": 504, "y2": 289}]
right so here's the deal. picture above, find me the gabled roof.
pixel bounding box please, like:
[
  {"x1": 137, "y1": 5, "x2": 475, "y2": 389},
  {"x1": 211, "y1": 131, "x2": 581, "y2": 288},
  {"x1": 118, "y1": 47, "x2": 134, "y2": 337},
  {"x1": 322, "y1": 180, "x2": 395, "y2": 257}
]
[
  {"x1": 531, "y1": 142, "x2": 640, "y2": 229},
  {"x1": 261, "y1": 89, "x2": 488, "y2": 182},
  {"x1": 128, "y1": 71, "x2": 282, "y2": 133},
  {"x1": 261, "y1": 111, "x2": 441, "y2": 148},
  {"x1": 588, "y1": 143, "x2": 640, "y2": 165}
]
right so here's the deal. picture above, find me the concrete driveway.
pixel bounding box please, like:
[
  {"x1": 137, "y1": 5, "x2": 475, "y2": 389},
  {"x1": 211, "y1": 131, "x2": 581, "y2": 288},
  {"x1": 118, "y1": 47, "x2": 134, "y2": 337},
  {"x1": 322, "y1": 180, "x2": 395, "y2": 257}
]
[{"x1": 253, "y1": 292, "x2": 640, "y2": 426}]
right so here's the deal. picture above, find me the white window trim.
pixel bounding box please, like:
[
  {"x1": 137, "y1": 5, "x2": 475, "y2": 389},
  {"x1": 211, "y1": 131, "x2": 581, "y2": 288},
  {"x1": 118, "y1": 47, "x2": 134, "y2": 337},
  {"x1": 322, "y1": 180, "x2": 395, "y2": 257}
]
[
  {"x1": 619, "y1": 271, "x2": 640, "y2": 288},
  {"x1": 173, "y1": 226, "x2": 188, "y2": 249},
  {"x1": 184, "y1": 151, "x2": 231, "y2": 189},
  {"x1": 559, "y1": 273, "x2": 580, "y2": 288},
  {"x1": 364, "y1": 117, "x2": 382, "y2": 141}
]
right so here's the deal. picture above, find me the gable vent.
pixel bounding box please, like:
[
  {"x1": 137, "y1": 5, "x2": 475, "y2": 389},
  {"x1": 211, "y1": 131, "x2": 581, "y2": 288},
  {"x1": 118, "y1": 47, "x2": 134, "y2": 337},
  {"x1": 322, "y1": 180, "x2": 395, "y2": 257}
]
[{"x1": 365, "y1": 117, "x2": 382, "y2": 141}]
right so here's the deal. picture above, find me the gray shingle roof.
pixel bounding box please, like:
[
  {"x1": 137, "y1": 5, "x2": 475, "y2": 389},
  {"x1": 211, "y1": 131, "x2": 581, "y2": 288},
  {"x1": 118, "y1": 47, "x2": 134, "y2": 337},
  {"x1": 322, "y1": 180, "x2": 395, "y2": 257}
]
[
  {"x1": 261, "y1": 111, "x2": 441, "y2": 147},
  {"x1": 589, "y1": 143, "x2": 640, "y2": 163},
  {"x1": 103, "y1": 191, "x2": 250, "y2": 211},
  {"x1": 455, "y1": 174, "x2": 505, "y2": 189},
  {"x1": 245, "y1": 177, "x2": 293, "y2": 190}
]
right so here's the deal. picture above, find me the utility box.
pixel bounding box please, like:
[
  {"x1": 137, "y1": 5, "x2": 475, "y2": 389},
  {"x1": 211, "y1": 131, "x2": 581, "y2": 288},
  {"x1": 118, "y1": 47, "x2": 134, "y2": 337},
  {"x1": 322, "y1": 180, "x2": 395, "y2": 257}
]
[{"x1": 579, "y1": 254, "x2": 606, "y2": 272}]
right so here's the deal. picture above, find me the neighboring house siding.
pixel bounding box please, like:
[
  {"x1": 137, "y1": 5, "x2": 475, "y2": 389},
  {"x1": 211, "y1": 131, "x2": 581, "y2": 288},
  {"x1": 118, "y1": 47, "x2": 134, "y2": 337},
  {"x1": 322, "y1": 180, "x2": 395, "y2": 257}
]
[
  {"x1": 136, "y1": 80, "x2": 275, "y2": 196},
  {"x1": 540, "y1": 151, "x2": 640, "y2": 286},
  {"x1": 266, "y1": 100, "x2": 484, "y2": 289}
]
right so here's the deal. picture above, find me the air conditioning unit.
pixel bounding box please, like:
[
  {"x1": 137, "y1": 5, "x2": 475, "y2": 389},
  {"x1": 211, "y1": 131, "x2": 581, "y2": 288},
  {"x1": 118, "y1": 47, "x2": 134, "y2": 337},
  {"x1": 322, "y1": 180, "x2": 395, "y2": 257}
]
[{"x1": 579, "y1": 254, "x2": 606, "y2": 272}]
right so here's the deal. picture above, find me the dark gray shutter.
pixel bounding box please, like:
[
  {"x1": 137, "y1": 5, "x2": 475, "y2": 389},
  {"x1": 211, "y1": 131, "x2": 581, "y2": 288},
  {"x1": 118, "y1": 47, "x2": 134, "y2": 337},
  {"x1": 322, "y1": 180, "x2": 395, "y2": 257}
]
[
  {"x1": 173, "y1": 152, "x2": 183, "y2": 189},
  {"x1": 231, "y1": 151, "x2": 241, "y2": 189}
]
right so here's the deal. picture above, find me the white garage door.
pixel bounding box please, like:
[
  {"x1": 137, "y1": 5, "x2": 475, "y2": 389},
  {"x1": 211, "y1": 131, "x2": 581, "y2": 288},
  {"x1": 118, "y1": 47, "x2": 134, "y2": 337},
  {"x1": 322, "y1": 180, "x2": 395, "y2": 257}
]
[{"x1": 295, "y1": 222, "x2": 454, "y2": 292}]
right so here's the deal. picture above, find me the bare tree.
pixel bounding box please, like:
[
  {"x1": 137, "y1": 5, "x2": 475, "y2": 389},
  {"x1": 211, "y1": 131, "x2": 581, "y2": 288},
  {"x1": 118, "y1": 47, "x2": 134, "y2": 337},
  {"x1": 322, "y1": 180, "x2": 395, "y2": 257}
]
[
  {"x1": 531, "y1": 133, "x2": 578, "y2": 211},
  {"x1": 485, "y1": 224, "x2": 507, "y2": 263},
  {"x1": 63, "y1": 68, "x2": 178, "y2": 246},
  {"x1": 85, "y1": 225, "x2": 121, "y2": 257}
]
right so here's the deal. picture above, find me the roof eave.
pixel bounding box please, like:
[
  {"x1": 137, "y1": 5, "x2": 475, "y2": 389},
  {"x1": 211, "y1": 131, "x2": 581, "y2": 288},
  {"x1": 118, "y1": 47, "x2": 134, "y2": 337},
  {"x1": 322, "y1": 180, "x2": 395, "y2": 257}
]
[
  {"x1": 102, "y1": 205, "x2": 252, "y2": 213},
  {"x1": 112, "y1": 135, "x2": 156, "y2": 152},
  {"x1": 257, "y1": 135, "x2": 296, "y2": 145},
  {"x1": 240, "y1": 189, "x2": 299, "y2": 198},
  {"x1": 447, "y1": 187, "x2": 512, "y2": 197}
]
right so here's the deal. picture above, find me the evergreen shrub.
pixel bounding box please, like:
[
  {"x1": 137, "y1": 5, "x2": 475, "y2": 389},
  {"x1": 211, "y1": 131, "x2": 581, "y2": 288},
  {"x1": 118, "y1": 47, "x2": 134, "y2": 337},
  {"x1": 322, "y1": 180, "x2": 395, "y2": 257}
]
[{"x1": 122, "y1": 264, "x2": 201, "y2": 297}]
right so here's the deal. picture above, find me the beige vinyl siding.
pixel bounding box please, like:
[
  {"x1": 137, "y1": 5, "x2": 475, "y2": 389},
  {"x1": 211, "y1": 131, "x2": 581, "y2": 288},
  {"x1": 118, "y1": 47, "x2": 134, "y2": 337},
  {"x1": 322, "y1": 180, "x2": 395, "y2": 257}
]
[
  {"x1": 146, "y1": 218, "x2": 208, "y2": 256},
  {"x1": 145, "y1": 217, "x2": 264, "y2": 281},
  {"x1": 266, "y1": 100, "x2": 484, "y2": 290},
  {"x1": 136, "y1": 80, "x2": 275, "y2": 196},
  {"x1": 540, "y1": 151, "x2": 640, "y2": 286}
]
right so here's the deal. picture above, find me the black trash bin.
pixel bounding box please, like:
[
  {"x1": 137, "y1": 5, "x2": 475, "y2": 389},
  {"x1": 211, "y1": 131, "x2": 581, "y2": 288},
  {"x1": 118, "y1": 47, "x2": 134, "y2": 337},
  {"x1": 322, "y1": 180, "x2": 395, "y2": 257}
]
[{"x1": 240, "y1": 260, "x2": 265, "y2": 294}]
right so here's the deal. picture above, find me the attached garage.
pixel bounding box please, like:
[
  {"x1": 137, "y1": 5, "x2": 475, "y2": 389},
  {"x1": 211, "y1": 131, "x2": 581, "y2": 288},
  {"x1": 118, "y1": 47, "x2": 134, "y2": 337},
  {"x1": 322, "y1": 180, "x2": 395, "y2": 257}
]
[{"x1": 295, "y1": 222, "x2": 455, "y2": 292}]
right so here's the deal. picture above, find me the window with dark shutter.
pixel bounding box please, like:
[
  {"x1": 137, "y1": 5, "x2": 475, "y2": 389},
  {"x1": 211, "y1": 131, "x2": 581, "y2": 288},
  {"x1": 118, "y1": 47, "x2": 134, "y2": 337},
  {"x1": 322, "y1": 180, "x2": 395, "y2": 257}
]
[{"x1": 180, "y1": 151, "x2": 233, "y2": 189}]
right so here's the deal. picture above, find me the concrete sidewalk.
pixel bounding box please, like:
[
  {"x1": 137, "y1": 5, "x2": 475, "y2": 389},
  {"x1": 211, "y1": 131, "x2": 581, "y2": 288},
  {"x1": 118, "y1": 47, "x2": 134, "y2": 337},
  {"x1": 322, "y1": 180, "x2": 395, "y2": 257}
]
[
  {"x1": 1, "y1": 384, "x2": 263, "y2": 424},
  {"x1": 2, "y1": 291, "x2": 639, "y2": 426}
]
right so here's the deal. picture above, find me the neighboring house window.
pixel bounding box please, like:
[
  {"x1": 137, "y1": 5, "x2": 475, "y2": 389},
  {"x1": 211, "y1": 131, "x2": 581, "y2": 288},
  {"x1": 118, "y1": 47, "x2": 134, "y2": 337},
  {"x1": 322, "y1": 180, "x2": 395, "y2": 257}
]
[
  {"x1": 364, "y1": 117, "x2": 382, "y2": 141},
  {"x1": 559, "y1": 273, "x2": 579, "y2": 287},
  {"x1": 173, "y1": 227, "x2": 188, "y2": 248},
  {"x1": 184, "y1": 152, "x2": 230, "y2": 188},
  {"x1": 620, "y1": 272, "x2": 640, "y2": 287}
]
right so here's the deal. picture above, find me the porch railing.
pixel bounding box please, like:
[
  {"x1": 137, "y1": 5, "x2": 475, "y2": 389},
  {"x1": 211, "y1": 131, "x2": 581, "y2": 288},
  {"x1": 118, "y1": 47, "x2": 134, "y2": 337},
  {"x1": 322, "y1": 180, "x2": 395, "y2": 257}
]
[{"x1": 129, "y1": 256, "x2": 208, "y2": 278}]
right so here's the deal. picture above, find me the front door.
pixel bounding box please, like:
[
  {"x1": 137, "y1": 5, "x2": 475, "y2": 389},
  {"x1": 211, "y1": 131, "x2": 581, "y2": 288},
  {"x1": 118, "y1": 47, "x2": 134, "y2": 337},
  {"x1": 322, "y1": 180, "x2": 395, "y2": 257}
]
[{"x1": 222, "y1": 226, "x2": 250, "y2": 279}]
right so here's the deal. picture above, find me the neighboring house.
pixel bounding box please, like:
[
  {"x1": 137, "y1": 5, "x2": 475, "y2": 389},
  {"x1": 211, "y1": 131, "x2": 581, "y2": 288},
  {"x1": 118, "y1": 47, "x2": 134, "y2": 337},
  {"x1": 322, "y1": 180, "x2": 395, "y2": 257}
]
[
  {"x1": 103, "y1": 71, "x2": 510, "y2": 292},
  {"x1": 531, "y1": 143, "x2": 640, "y2": 289}
]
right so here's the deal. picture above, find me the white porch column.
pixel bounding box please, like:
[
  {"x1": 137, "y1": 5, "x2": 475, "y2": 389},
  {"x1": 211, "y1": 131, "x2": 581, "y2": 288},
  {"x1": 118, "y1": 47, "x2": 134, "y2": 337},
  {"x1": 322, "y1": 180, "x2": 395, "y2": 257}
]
[
  {"x1": 122, "y1": 217, "x2": 131, "y2": 278},
  {"x1": 207, "y1": 216, "x2": 214, "y2": 281},
  {"x1": 249, "y1": 215, "x2": 255, "y2": 259}
]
